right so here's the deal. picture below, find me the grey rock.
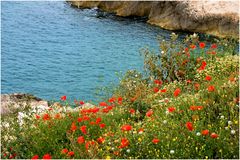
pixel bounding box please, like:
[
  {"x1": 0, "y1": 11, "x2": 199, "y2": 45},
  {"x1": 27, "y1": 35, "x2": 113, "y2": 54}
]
[{"x1": 1, "y1": 93, "x2": 48, "y2": 115}]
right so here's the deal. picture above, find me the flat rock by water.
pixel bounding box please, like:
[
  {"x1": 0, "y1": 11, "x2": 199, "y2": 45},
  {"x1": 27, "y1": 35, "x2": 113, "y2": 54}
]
[
  {"x1": 1, "y1": 93, "x2": 96, "y2": 115},
  {"x1": 1, "y1": 93, "x2": 48, "y2": 115}
]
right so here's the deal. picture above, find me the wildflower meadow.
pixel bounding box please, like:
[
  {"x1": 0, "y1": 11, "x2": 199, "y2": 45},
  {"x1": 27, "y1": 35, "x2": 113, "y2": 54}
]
[{"x1": 1, "y1": 34, "x2": 239, "y2": 159}]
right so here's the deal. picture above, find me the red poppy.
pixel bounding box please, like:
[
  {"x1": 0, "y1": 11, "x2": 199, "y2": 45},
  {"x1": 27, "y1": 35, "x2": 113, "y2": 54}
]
[
  {"x1": 13, "y1": 154, "x2": 18, "y2": 159},
  {"x1": 197, "y1": 106, "x2": 203, "y2": 110},
  {"x1": 210, "y1": 133, "x2": 218, "y2": 139},
  {"x1": 129, "y1": 108, "x2": 135, "y2": 114},
  {"x1": 153, "y1": 87, "x2": 159, "y2": 93},
  {"x1": 12, "y1": 153, "x2": 17, "y2": 158},
  {"x1": 83, "y1": 115, "x2": 90, "y2": 121},
  {"x1": 42, "y1": 114, "x2": 50, "y2": 121},
  {"x1": 67, "y1": 151, "x2": 74, "y2": 157},
  {"x1": 71, "y1": 122, "x2": 77, "y2": 132},
  {"x1": 199, "y1": 42, "x2": 205, "y2": 49},
  {"x1": 107, "y1": 105, "x2": 113, "y2": 110},
  {"x1": 61, "y1": 95, "x2": 66, "y2": 101},
  {"x1": 174, "y1": 88, "x2": 181, "y2": 97},
  {"x1": 185, "y1": 47, "x2": 189, "y2": 52},
  {"x1": 102, "y1": 108, "x2": 110, "y2": 113},
  {"x1": 99, "y1": 123, "x2": 106, "y2": 129},
  {"x1": 189, "y1": 106, "x2": 196, "y2": 110},
  {"x1": 198, "y1": 66, "x2": 205, "y2": 71},
  {"x1": 190, "y1": 106, "x2": 203, "y2": 111},
  {"x1": 152, "y1": 138, "x2": 160, "y2": 144},
  {"x1": 99, "y1": 102, "x2": 108, "y2": 107},
  {"x1": 229, "y1": 76, "x2": 235, "y2": 82},
  {"x1": 211, "y1": 44, "x2": 217, "y2": 49},
  {"x1": 108, "y1": 97, "x2": 116, "y2": 103},
  {"x1": 198, "y1": 61, "x2": 207, "y2": 71},
  {"x1": 186, "y1": 122, "x2": 194, "y2": 131},
  {"x1": 97, "y1": 137, "x2": 105, "y2": 144},
  {"x1": 54, "y1": 113, "x2": 61, "y2": 119},
  {"x1": 80, "y1": 109, "x2": 87, "y2": 115},
  {"x1": 207, "y1": 51, "x2": 217, "y2": 55},
  {"x1": 208, "y1": 86, "x2": 215, "y2": 92},
  {"x1": 154, "y1": 80, "x2": 162, "y2": 85},
  {"x1": 114, "y1": 151, "x2": 120, "y2": 156},
  {"x1": 190, "y1": 44, "x2": 196, "y2": 49},
  {"x1": 91, "y1": 107, "x2": 100, "y2": 113},
  {"x1": 146, "y1": 109, "x2": 153, "y2": 117},
  {"x1": 77, "y1": 136, "x2": 85, "y2": 144},
  {"x1": 194, "y1": 83, "x2": 200, "y2": 90},
  {"x1": 35, "y1": 114, "x2": 41, "y2": 119},
  {"x1": 78, "y1": 117, "x2": 83, "y2": 123},
  {"x1": 118, "y1": 138, "x2": 129, "y2": 148},
  {"x1": 118, "y1": 97, "x2": 123, "y2": 104},
  {"x1": 96, "y1": 117, "x2": 102, "y2": 124},
  {"x1": 79, "y1": 101, "x2": 85, "y2": 105},
  {"x1": 168, "y1": 107, "x2": 176, "y2": 113},
  {"x1": 89, "y1": 121, "x2": 95, "y2": 125},
  {"x1": 42, "y1": 154, "x2": 51, "y2": 159},
  {"x1": 32, "y1": 155, "x2": 39, "y2": 159},
  {"x1": 80, "y1": 125, "x2": 87, "y2": 134},
  {"x1": 211, "y1": 51, "x2": 216, "y2": 55},
  {"x1": 9, "y1": 155, "x2": 15, "y2": 159},
  {"x1": 202, "y1": 61, "x2": 207, "y2": 66},
  {"x1": 121, "y1": 124, "x2": 132, "y2": 131},
  {"x1": 201, "y1": 130, "x2": 209, "y2": 136},
  {"x1": 160, "y1": 89, "x2": 167, "y2": 93},
  {"x1": 118, "y1": 97, "x2": 123, "y2": 101},
  {"x1": 61, "y1": 149, "x2": 68, "y2": 154},
  {"x1": 205, "y1": 75, "x2": 212, "y2": 81},
  {"x1": 186, "y1": 80, "x2": 191, "y2": 84}
]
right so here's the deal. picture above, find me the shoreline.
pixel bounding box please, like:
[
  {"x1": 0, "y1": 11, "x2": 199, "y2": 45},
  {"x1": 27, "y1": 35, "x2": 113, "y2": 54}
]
[{"x1": 67, "y1": 1, "x2": 239, "y2": 39}]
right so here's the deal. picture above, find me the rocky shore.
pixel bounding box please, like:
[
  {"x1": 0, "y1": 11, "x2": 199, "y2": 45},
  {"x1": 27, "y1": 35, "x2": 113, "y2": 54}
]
[
  {"x1": 1, "y1": 93, "x2": 48, "y2": 115},
  {"x1": 68, "y1": 1, "x2": 239, "y2": 39},
  {"x1": 1, "y1": 93, "x2": 95, "y2": 115}
]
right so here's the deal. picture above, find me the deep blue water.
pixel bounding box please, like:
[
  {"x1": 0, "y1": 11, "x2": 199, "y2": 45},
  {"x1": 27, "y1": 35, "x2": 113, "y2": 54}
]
[{"x1": 1, "y1": 1, "x2": 186, "y2": 102}]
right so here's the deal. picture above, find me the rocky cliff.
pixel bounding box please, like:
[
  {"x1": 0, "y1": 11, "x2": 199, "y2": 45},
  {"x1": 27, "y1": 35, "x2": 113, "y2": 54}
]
[{"x1": 68, "y1": 1, "x2": 239, "y2": 39}]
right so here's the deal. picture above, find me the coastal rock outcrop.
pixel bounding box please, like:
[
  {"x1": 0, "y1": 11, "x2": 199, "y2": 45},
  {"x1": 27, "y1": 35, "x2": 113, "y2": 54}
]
[
  {"x1": 1, "y1": 93, "x2": 48, "y2": 115},
  {"x1": 68, "y1": 1, "x2": 239, "y2": 39},
  {"x1": 1, "y1": 93, "x2": 96, "y2": 115}
]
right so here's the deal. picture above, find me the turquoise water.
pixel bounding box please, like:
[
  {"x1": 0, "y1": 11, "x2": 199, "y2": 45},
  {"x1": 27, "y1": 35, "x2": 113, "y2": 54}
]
[{"x1": 1, "y1": 1, "x2": 186, "y2": 102}]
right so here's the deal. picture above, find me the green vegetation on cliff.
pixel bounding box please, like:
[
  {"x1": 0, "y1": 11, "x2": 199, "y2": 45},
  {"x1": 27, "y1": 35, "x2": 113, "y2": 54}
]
[{"x1": 1, "y1": 34, "x2": 239, "y2": 159}]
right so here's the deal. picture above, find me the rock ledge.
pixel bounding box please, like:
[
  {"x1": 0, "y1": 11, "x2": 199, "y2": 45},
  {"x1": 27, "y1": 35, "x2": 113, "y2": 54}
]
[{"x1": 68, "y1": 0, "x2": 239, "y2": 39}]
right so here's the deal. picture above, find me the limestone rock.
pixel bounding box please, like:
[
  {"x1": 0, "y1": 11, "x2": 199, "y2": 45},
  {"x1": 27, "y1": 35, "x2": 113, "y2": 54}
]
[
  {"x1": 68, "y1": 0, "x2": 239, "y2": 39},
  {"x1": 1, "y1": 93, "x2": 48, "y2": 115}
]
